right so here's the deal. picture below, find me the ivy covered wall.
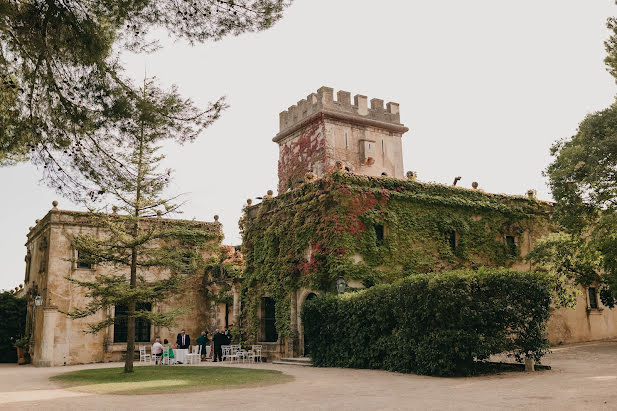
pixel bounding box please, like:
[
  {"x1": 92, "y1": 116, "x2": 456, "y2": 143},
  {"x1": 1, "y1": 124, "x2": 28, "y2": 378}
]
[{"x1": 239, "y1": 171, "x2": 553, "y2": 343}]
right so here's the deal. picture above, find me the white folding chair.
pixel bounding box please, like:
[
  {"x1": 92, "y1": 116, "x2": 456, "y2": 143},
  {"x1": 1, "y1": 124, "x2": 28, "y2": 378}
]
[
  {"x1": 222, "y1": 345, "x2": 238, "y2": 362},
  {"x1": 162, "y1": 347, "x2": 176, "y2": 365},
  {"x1": 249, "y1": 345, "x2": 263, "y2": 363},
  {"x1": 139, "y1": 345, "x2": 151, "y2": 364},
  {"x1": 186, "y1": 345, "x2": 202, "y2": 364}
]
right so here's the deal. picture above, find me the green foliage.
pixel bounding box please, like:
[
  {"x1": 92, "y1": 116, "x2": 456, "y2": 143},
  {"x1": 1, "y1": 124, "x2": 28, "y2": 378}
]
[
  {"x1": 302, "y1": 269, "x2": 552, "y2": 377},
  {"x1": 0, "y1": 0, "x2": 290, "y2": 192},
  {"x1": 526, "y1": 232, "x2": 600, "y2": 307},
  {"x1": 64, "y1": 77, "x2": 221, "y2": 372},
  {"x1": 240, "y1": 172, "x2": 550, "y2": 342},
  {"x1": 543, "y1": 100, "x2": 617, "y2": 307},
  {"x1": 0, "y1": 291, "x2": 27, "y2": 363}
]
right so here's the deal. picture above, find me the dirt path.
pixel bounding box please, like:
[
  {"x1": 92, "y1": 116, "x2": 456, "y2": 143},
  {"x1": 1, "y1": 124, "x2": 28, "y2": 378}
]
[{"x1": 1, "y1": 340, "x2": 616, "y2": 410}]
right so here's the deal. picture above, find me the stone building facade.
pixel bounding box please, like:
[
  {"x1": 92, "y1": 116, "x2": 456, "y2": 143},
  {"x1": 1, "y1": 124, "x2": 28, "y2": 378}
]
[
  {"x1": 241, "y1": 87, "x2": 617, "y2": 360},
  {"x1": 19, "y1": 86, "x2": 617, "y2": 366},
  {"x1": 22, "y1": 206, "x2": 238, "y2": 366},
  {"x1": 275, "y1": 86, "x2": 408, "y2": 193}
]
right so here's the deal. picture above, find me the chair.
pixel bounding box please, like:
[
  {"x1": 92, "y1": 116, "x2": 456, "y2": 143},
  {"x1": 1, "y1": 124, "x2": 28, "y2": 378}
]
[
  {"x1": 249, "y1": 345, "x2": 263, "y2": 363},
  {"x1": 222, "y1": 345, "x2": 238, "y2": 363},
  {"x1": 186, "y1": 345, "x2": 202, "y2": 365},
  {"x1": 162, "y1": 346, "x2": 176, "y2": 365},
  {"x1": 139, "y1": 345, "x2": 151, "y2": 364}
]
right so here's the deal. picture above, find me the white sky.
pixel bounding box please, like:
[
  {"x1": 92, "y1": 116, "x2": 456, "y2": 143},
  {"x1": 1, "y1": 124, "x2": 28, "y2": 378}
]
[{"x1": 1, "y1": 0, "x2": 616, "y2": 291}]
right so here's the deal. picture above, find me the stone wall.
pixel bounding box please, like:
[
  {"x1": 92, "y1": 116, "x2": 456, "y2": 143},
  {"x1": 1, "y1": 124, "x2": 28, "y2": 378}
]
[
  {"x1": 274, "y1": 86, "x2": 409, "y2": 193},
  {"x1": 23, "y1": 206, "x2": 223, "y2": 366}
]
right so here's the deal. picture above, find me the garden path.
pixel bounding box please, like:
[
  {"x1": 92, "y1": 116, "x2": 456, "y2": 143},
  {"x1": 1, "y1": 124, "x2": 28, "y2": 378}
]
[{"x1": 1, "y1": 340, "x2": 616, "y2": 410}]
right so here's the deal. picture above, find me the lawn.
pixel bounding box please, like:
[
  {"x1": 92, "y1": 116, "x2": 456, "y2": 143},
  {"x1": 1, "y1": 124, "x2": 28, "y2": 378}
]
[{"x1": 51, "y1": 366, "x2": 293, "y2": 395}]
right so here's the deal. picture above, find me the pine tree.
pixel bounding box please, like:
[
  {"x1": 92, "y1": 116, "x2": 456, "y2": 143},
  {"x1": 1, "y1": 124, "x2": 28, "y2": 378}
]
[
  {"x1": 63, "y1": 77, "x2": 222, "y2": 373},
  {"x1": 0, "y1": 0, "x2": 290, "y2": 193}
]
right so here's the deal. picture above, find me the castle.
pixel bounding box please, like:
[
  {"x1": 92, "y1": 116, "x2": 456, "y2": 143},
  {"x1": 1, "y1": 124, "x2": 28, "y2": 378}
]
[
  {"x1": 19, "y1": 86, "x2": 617, "y2": 366},
  {"x1": 275, "y1": 86, "x2": 407, "y2": 193},
  {"x1": 241, "y1": 87, "x2": 617, "y2": 360}
]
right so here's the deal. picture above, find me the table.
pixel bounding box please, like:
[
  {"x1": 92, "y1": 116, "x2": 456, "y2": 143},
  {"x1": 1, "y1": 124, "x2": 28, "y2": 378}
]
[{"x1": 174, "y1": 348, "x2": 189, "y2": 364}]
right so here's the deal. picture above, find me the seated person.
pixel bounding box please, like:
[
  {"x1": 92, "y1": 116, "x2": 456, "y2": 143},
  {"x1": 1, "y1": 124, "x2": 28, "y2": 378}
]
[
  {"x1": 151, "y1": 338, "x2": 163, "y2": 364},
  {"x1": 161, "y1": 338, "x2": 175, "y2": 364}
]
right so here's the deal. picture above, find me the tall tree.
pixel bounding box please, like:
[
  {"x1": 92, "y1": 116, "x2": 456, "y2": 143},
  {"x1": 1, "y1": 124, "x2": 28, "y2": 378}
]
[
  {"x1": 534, "y1": 6, "x2": 617, "y2": 307},
  {"x1": 63, "y1": 77, "x2": 222, "y2": 373},
  {"x1": 0, "y1": 0, "x2": 290, "y2": 195}
]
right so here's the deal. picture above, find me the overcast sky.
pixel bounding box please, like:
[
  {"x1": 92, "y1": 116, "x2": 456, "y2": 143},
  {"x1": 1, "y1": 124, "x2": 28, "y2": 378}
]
[{"x1": 1, "y1": 0, "x2": 616, "y2": 291}]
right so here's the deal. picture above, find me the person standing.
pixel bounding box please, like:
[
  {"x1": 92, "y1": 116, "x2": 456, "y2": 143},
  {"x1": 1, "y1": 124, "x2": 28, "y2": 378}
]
[
  {"x1": 176, "y1": 329, "x2": 191, "y2": 349},
  {"x1": 223, "y1": 325, "x2": 232, "y2": 345},
  {"x1": 196, "y1": 331, "x2": 209, "y2": 361},
  {"x1": 212, "y1": 329, "x2": 225, "y2": 362}
]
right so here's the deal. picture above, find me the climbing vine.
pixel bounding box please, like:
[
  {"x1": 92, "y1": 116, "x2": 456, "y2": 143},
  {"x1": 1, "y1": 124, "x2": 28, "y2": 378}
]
[
  {"x1": 240, "y1": 171, "x2": 552, "y2": 342},
  {"x1": 277, "y1": 117, "x2": 327, "y2": 193}
]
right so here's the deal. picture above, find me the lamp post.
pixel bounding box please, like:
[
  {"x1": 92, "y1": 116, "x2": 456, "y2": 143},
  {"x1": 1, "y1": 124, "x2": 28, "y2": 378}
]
[{"x1": 336, "y1": 276, "x2": 347, "y2": 294}]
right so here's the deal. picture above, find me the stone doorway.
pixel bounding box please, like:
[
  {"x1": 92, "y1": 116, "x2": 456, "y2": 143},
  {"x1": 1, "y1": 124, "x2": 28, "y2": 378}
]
[{"x1": 302, "y1": 293, "x2": 317, "y2": 356}]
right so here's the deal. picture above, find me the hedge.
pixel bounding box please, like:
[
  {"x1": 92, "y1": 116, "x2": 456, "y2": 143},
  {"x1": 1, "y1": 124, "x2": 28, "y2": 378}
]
[
  {"x1": 301, "y1": 268, "x2": 552, "y2": 376},
  {"x1": 0, "y1": 292, "x2": 27, "y2": 363}
]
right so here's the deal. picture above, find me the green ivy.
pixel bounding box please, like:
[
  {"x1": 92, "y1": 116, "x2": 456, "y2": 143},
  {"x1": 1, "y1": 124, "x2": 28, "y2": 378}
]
[
  {"x1": 302, "y1": 268, "x2": 553, "y2": 376},
  {"x1": 240, "y1": 171, "x2": 552, "y2": 342}
]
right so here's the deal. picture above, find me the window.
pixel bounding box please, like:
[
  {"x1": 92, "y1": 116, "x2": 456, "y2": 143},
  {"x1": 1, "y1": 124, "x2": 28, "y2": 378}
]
[
  {"x1": 345, "y1": 132, "x2": 348, "y2": 149},
  {"x1": 505, "y1": 236, "x2": 517, "y2": 257},
  {"x1": 588, "y1": 288, "x2": 599, "y2": 310},
  {"x1": 76, "y1": 250, "x2": 93, "y2": 269},
  {"x1": 445, "y1": 230, "x2": 456, "y2": 252},
  {"x1": 261, "y1": 297, "x2": 278, "y2": 342},
  {"x1": 113, "y1": 303, "x2": 152, "y2": 343},
  {"x1": 374, "y1": 224, "x2": 384, "y2": 245}
]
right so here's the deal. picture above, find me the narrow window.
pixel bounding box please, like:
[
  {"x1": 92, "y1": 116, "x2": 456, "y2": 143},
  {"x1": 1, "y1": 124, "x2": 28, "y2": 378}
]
[
  {"x1": 375, "y1": 224, "x2": 384, "y2": 245},
  {"x1": 445, "y1": 230, "x2": 456, "y2": 252},
  {"x1": 262, "y1": 297, "x2": 278, "y2": 342},
  {"x1": 345, "y1": 132, "x2": 348, "y2": 149},
  {"x1": 225, "y1": 303, "x2": 230, "y2": 328},
  {"x1": 113, "y1": 303, "x2": 152, "y2": 343},
  {"x1": 505, "y1": 236, "x2": 516, "y2": 257},
  {"x1": 381, "y1": 139, "x2": 384, "y2": 153},
  {"x1": 588, "y1": 287, "x2": 599, "y2": 309},
  {"x1": 76, "y1": 250, "x2": 93, "y2": 269}
]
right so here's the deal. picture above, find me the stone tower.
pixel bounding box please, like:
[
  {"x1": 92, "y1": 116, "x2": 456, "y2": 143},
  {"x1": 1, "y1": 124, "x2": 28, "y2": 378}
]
[{"x1": 274, "y1": 86, "x2": 409, "y2": 193}]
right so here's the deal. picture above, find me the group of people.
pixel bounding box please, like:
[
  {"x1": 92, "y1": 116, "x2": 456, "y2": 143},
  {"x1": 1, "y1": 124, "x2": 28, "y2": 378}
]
[{"x1": 150, "y1": 326, "x2": 234, "y2": 364}]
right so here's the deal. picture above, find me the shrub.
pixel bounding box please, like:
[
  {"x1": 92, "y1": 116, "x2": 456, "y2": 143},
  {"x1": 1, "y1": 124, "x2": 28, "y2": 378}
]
[
  {"x1": 0, "y1": 291, "x2": 27, "y2": 363},
  {"x1": 301, "y1": 268, "x2": 552, "y2": 376}
]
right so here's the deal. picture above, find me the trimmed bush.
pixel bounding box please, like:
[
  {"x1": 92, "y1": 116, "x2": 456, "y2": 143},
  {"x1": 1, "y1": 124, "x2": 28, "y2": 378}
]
[
  {"x1": 0, "y1": 292, "x2": 27, "y2": 363},
  {"x1": 302, "y1": 268, "x2": 552, "y2": 376}
]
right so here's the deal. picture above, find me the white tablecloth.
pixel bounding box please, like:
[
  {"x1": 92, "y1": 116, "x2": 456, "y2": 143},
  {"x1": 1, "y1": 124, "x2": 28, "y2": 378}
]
[{"x1": 174, "y1": 348, "x2": 189, "y2": 364}]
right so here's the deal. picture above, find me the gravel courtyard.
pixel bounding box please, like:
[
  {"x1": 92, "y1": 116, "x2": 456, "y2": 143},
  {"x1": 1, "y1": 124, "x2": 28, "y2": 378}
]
[{"x1": 1, "y1": 340, "x2": 616, "y2": 410}]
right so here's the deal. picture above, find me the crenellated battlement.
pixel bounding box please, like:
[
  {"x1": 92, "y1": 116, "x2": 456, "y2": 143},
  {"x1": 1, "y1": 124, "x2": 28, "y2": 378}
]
[{"x1": 275, "y1": 86, "x2": 405, "y2": 141}]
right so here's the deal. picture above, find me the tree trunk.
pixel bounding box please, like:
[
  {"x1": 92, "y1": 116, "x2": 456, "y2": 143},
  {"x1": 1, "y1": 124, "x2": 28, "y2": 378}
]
[
  {"x1": 124, "y1": 83, "x2": 145, "y2": 373},
  {"x1": 124, "y1": 246, "x2": 138, "y2": 373}
]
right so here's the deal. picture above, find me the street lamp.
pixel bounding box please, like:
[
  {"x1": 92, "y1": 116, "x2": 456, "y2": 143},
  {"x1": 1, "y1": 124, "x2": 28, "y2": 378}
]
[
  {"x1": 336, "y1": 276, "x2": 347, "y2": 294},
  {"x1": 34, "y1": 295, "x2": 43, "y2": 307}
]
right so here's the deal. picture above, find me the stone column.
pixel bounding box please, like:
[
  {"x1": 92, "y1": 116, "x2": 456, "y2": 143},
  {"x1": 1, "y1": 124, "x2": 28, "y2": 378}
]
[
  {"x1": 232, "y1": 285, "x2": 240, "y2": 325},
  {"x1": 38, "y1": 306, "x2": 58, "y2": 367},
  {"x1": 289, "y1": 291, "x2": 298, "y2": 358}
]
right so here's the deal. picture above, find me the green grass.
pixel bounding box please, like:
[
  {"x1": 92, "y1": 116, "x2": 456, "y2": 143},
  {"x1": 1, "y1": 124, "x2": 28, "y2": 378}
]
[{"x1": 51, "y1": 366, "x2": 293, "y2": 395}]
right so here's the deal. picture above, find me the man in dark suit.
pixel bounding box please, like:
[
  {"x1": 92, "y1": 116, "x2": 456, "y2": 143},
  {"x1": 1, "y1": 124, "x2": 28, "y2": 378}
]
[
  {"x1": 223, "y1": 325, "x2": 232, "y2": 345},
  {"x1": 176, "y1": 329, "x2": 191, "y2": 349},
  {"x1": 212, "y1": 329, "x2": 226, "y2": 362}
]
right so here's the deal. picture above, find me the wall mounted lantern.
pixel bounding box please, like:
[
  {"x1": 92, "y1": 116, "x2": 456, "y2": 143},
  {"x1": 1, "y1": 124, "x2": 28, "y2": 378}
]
[
  {"x1": 336, "y1": 276, "x2": 347, "y2": 294},
  {"x1": 34, "y1": 295, "x2": 43, "y2": 307}
]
